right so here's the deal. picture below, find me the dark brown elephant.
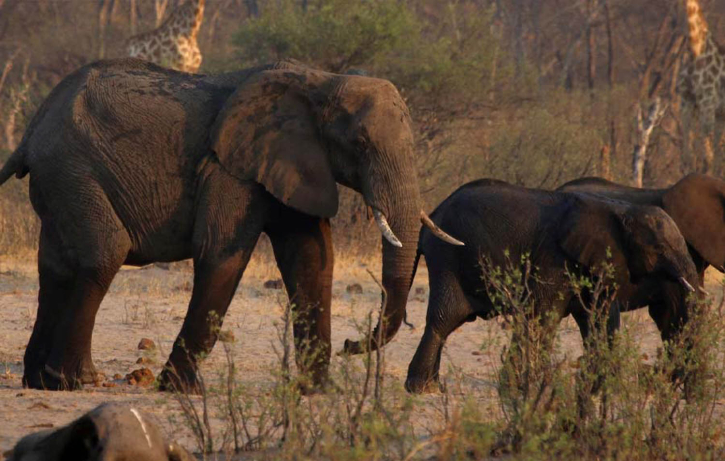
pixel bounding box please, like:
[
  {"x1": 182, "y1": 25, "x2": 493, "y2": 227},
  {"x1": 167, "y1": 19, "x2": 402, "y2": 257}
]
[
  {"x1": 0, "y1": 58, "x2": 459, "y2": 391},
  {"x1": 404, "y1": 180, "x2": 699, "y2": 393},
  {"x1": 558, "y1": 174, "x2": 725, "y2": 278},
  {"x1": 558, "y1": 174, "x2": 723, "y2": 340},
  {"x1": 6, "y1": 403, "x2": 193, "y2": 461}
]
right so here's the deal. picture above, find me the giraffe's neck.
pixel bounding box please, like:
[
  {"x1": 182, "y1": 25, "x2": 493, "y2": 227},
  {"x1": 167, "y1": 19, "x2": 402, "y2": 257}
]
[
  {"x1": 161, "y1": 0, "x2": 205, "y2": 39},
  {"x1": 686, "y1": 0, "x2": 709, "y2": 57}
]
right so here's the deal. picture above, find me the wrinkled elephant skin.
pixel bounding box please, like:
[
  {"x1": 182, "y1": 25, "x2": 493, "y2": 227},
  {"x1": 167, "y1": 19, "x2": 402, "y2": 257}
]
[{"x1": 0, "y1": 58, "x2": 458, "y2": 392}]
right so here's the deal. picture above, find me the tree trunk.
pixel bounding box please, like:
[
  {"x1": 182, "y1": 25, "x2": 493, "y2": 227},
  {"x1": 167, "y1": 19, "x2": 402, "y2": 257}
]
[
  {"x1": 130, "y1": 0, "x2": 137, "y2": 35},
  {"x1": 604, "y1": 0, "x2": 614, "y2": 88},
  {"x1": 155, "y1": 0, "x2": 170, "y2": 27},
  {"x1": 632, "y1": 98, "x2": 666, "y2": 187},
  {"x1": 586, "y1": 0, "x2": 597, "y2": 90},
  {"x1": 245, "y1": 0, "x2": 259, "y2": 17}
]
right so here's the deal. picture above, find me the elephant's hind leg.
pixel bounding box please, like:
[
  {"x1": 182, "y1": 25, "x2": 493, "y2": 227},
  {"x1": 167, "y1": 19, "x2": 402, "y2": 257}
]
[
  {"x1": 23, "y1": 226, "x2": 75, "y2": 388},
  {"x1": 267, "y1": 213, "x2": 333, "y2": 393},
  {"x1": 27, "y1": 178, "x2": 131, "y2": 390},
  {"x1": 406, "y1": 271, "x2": 474, "y2": 393}
]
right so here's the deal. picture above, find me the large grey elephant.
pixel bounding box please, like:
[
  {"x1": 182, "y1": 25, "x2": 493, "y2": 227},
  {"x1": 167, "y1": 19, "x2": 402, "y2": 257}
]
[
  {"x1": 6, "y1": 403, "x2": 193, "y2": 461},
  {"x1": 0, "y1": 58, "x2": 460, "y2": 391},
  {"x1": 404, "y1": 179, "x2": 699, "y2": 393}
]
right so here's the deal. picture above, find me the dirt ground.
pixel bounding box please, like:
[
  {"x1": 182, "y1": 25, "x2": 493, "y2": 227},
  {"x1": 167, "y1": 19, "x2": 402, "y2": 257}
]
[{"x1": 1, "y1": 243, "x2": 723, "y2": 457}]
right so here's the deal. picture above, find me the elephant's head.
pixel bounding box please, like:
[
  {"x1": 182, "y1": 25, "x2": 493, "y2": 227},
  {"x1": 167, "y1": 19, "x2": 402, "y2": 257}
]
[
  {"x1": 558, "y1": 195, "x2": 699, "y2": 294},
  {"x1": 210, "y1": 66, "x2": 460, "y2": 354},
  {"x1": 662, "y1": 173, "x2": 725, "y2": 273},
  {"x1": 6, "y1": 403, "x2": 193, "y2": 461}
]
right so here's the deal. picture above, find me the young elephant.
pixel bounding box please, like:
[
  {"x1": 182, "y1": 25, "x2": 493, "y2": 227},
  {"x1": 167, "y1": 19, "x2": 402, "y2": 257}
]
[{"x1": 406, "y1": 179, "x2": 699, "y2": 393}]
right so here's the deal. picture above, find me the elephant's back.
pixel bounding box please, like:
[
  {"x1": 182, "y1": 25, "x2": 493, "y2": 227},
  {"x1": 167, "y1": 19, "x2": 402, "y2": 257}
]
[
  {"x1": 23, "y1": 59, "x2": 236, "y2": 261},
  {"x1": 424, "y1": 181, "x2": 562, "y2": 266},
  {"x1": 558, "y1": 179, "x2": 664, "y2": 207}
]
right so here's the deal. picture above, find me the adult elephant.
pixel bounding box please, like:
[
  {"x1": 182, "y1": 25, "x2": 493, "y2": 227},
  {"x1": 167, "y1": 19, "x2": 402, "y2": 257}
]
[
  {"x1": 558, "y1": 173, "x2": 725, "y2": 278},
  {"x1": 405, "y1": 179, "x2": 699, "y2": 393},
  {"x1": 0, "y1": 58, "x2": 460, "y2": 391}
]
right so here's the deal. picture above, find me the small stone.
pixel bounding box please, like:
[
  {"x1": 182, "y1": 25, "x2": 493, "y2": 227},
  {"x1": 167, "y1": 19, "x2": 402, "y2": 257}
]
[
  {"x1": 263, "y1": 279, "x2": 283, "y2": 289},
  {"x1": 113, "y1": 373, "x2": 123, "y2": 380},
  {"x1": 471, "y1": 350, "x2": 482, "y2": 356},
  {"x1": 15, "y1": 393, "x2": 24, "y2": 397},
  {"x1": 415, "y1": 287, "x2": 426, "y2": 295},
  {"x1": 346, "y1": 283, "x2": 363, "y2": 295},
  {"x1": 136, "y1": 356, "x2": 153, "y2": 365},
  {"x1": 219, "y1": 330, "x2": 235, "y2": 343},
  {"x1": 102, "y1": 381, "x2": 116, "y2": 388},
  {"x1": 29, "y1": 402, "x2": 51, "y2": 410},
  {"x1": 126, "y1": 368, "x2": 155, "y2": 386},
  {"x1": 138, "y1": 338, "x2": 156, "y2": 350}
]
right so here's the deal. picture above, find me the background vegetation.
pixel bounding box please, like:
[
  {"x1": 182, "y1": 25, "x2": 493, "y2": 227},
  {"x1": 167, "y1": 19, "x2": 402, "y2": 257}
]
[{"x1": 0, "y1": 0, "x2": 723, "y2": 254}]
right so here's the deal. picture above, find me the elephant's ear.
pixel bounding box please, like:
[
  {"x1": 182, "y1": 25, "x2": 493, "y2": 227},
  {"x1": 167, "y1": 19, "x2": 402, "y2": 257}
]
[
  {"x1": 211, "y1": 70, "x2": 338, "y2": 218},
  {"x1": 662, "y1": 173, "x2": 725, "y2": 270},
  {"x1": 557, "y1": 196, "x2": 631, "y2": 284}
]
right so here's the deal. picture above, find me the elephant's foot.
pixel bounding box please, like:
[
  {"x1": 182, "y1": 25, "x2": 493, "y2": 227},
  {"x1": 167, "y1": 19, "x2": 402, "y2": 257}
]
[
  {"x1": 404, "y1": 375, "x2": 442, "y2": 394},
  {"x1": 157, "y1": 366, "x2": 202, "y2": 394},
  {"x1": 296, "y1": 370, "x2": 332, "y2": 396},
  {"x1": 23, "y1": 364, "x2": 83, "y2": 391},
  {"x1": 78, "y1": 359, "x2": 104, "y2": 385}
]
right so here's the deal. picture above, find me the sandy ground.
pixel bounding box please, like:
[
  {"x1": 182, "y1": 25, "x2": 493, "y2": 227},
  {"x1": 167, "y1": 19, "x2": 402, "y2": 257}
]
[{"x1": 1, "y1": 244, "x2": 723, "y2": 457}]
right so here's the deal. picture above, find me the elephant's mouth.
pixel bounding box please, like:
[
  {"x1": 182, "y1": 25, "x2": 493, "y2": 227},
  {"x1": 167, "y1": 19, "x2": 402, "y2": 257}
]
[{"x1": 372, "y1": 207, "x2": 464, "y2": 248}]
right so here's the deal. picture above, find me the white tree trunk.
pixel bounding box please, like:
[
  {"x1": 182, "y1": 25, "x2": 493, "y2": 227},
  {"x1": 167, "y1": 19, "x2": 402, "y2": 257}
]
[{"x1": 632, "y1": 97, "x2": 667, "y2": 187}]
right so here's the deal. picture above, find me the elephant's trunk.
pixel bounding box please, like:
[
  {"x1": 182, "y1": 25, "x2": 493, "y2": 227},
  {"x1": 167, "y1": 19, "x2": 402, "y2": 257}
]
[{"x1": 343, "y1": 176, "x2": 420, "y2": 354}]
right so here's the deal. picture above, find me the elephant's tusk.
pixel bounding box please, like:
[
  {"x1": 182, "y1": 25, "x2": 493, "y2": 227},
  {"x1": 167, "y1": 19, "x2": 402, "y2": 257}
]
[
  {"x1": 678, "y1": 277, "x2": 696, "y2": 293},
  {"x1": 373, "y1": 209, "x2": 402, "y2": 248},
  {"x1": 420, "y1": 210, "x2": 465, "y2": 246}
]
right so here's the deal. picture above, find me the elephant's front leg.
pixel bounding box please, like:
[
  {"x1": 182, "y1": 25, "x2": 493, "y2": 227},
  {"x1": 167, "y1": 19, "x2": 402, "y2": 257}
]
[
  {"x1": 267, "y1": 214, "x2": 333, "y2": 393},
  {"x1": 406, "y1": 271, "x2": 473, "y2": 393},
  {"x1": 159, "y1": 253, "x2": 253, "y2": 393},
  {"x1": 158, "y1": 179, "x2": 267, "y2": 393}
]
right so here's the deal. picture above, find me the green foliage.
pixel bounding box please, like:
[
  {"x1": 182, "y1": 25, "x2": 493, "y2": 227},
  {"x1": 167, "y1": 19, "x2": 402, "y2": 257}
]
[
  {"x1": 234, "y1": 0, "x2": 419, "y2": 73},
  {"x1": 480, "y1": 91, "x2": 604, "y2": 189}
]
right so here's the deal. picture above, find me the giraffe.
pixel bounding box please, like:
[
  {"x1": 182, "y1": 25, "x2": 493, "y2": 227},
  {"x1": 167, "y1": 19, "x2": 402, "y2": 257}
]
[
  {"x1": 676, "y1": 0, "x2": 725, "y2": 172},
  {"x1": 126, "y1": 0, "x2": 205, "y2": 73}
]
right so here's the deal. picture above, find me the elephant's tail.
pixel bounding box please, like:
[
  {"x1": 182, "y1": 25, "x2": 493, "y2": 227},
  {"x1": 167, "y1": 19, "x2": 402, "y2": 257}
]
[
  {"x1": 402, "y1": 243, "x2": 423, "y2": 329},
  {"x1": 0, "y1": 146, "x2": 28, "y2": 186}
]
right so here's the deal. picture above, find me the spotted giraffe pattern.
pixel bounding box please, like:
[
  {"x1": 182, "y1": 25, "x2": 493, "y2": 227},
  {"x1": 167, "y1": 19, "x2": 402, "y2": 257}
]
[
  {"x1": 677, "y1": 0, "x2": 725, "y2": 131},
  {"x1": 127, "y1": 0, "x2": 205, "y2": 73}
]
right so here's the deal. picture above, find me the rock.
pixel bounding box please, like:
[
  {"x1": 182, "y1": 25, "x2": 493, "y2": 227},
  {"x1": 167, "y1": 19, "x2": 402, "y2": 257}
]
[
  {"x1": 28, "y1": 402, "x2": 51, "y2": 410},
  {"x1": 102, "y1": 381, "x2": 116, "y2": 388},
  {"x1": 346, "y1": 283, "x2": 363, "y2": 295},
  {"x1": 113, "y1": 373, "x2": 123, "y2": 380},
  {"x1": 263, "y1": 279, "x2": 283, "y2": 289},
  {"x1": 125, "y1": 368, "x2": 155, "y2": 386},
  {"x1": 137, "y1": 338, "x2": 155, "y2": 350},
  {"x1": 471, "y1": 350, "x2": 482, "y2": 356},
  {"x1": 219, "y1": 330, "x2": 235, "y2": 343},
  {"x1": 136, "y1": 356, "x2": 153, "y2": 365}
]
